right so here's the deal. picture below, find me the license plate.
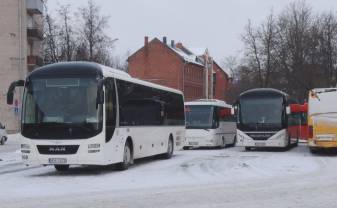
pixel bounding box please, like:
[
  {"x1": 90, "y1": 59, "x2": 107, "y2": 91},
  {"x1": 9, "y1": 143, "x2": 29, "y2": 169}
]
[
  {"x1": 255, "y1": 142, "x2": 265, "y2": 147},
  {"x1": 48, "y1": 158, "x2": 67, "y2": 164},
  {"x1": 189, "y1": 142, "x2": 198, "y2": 145}
]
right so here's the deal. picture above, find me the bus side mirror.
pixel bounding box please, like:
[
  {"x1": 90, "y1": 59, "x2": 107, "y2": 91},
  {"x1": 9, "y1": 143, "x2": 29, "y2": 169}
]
[
  {"x1": 231, "y1": 107, "x2": 235, "y2": 115},
  {"x1": 7, "y1": 80, "x2": 25, "y2": 105},
  {"x1": 96, "y1": 78, "x2": 107, "y2": 108},
  {"x1": 286, "y1": 106, "x2": 291, "y2": 115}
]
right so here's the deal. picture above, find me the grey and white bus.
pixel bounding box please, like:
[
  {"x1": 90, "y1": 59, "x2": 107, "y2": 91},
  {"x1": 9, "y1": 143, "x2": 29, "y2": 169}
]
[
  {"x1": 184, "y1": 99, "x2": 236, "y2": 149},
  {"x1": 7, "y1": 62, "x2": 185, "y2": 171}
]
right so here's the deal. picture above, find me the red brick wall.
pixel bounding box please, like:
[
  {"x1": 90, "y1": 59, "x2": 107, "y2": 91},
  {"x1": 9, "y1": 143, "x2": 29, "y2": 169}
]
[
  {"x1": 128, "y1": 38, "x2": 230, "y2": 102},
  {"x1": 213, "y1": 62, "x2": 229, "y2": 101},
  {"x1": 183, "y1": 63, "x2": 204, "y2": 101},
  {"x1": 128, "y1": 38, "x2": 205, "y2": 101},
  {"x1": 128, "y1": 38, "x2": 183, "y2": 90}
]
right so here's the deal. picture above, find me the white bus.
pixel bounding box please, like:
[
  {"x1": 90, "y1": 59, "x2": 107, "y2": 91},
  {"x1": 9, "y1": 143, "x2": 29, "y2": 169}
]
[
  {"x1": 235, "y1": 88, "x2": 300, "y2": 150},
  {"x1": 7, "y1": 62, "x2": 185, "y2": 171},
  {"x1": 184, "y1": 99, "x2": 236, "y2": 149}
]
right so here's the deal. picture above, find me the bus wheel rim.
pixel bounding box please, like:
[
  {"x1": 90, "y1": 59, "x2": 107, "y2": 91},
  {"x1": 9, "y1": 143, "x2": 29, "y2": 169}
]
[
  {"x1": 168, "y1": 140, "x2": 173, "y2": 154},
  {"x1": 124, "y1": 146, "x2": 131, "y2": 164}
]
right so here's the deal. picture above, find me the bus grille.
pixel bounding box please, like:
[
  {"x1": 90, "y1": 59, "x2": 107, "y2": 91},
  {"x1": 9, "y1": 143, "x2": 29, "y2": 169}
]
[
  {"x1": 37, "y1": 145, "x2": 79, "y2": 155},
  {"x1": 246, "y1": 133, "x2": 275, "y2": 140}
]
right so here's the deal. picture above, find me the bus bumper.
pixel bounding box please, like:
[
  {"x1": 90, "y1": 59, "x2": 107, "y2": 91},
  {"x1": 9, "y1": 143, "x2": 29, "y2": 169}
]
[
  {"x1": 19, "y1": 135, "x2": 116, "y2": 167},
  {"x1": 308, "y1": 139, "x2": 337, "y2": 148},
  {"x1": 236, "y1": 129, "x2": 288, "y2": 148}
]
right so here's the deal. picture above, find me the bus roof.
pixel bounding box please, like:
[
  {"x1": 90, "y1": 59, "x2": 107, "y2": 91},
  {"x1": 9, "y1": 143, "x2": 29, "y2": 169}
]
[
  {"x1": 185, "y1": 99, "x2": 232, "y2": 108},
  {"x1": 240, "y1": 88, "x2": 288, "y2": 98},
  {"x1": 28, "y1": 62, "x2": 183, "y2": 95},
  {"x1": 309, "y1": 88, "x2": 337, "y2": 115}
]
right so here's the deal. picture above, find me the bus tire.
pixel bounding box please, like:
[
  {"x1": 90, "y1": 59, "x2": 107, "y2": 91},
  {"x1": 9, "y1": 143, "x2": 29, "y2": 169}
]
[
  {"x1": 294, "y1": 138, "x2": 299, "y2": 147},
  {"x1": 232, "y1": 135, "x2": 237, "y2": 147},
  {"x1": 183, "y1": 146, "x2": 190, "y2": 150},
  {"x1": 245, "y1": 147, "x2": 251, "y2": 151},
  {"x1": 310, "y1": 147, "x2": 318, "y2": 154},
  {"x1": 220, "y1": 137, "x2": 226, "y2": 148},
  {"x1": 162, "y1": 136, "x2": 174, "y2": 159},
  {"x1": 0, "y1": 136, "x2": 5, "y2": 145},
  {"x1": 117, "y1": 141, "x2": 133, "y2": 170},
  {"x1": 54, "y1": 165, "x2": 69, "y2": 172}
]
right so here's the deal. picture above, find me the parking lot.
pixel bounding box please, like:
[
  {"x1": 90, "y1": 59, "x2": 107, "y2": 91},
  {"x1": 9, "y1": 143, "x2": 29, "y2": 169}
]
[{"x1": 1, "y1": 135, "x2": 337, "y2": 208}]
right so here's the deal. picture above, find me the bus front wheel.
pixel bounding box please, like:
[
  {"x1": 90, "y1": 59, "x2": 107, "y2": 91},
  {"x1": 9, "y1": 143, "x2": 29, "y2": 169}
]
[
  {"x1": 54, "y1": 165, "x2": 69, "y2": 172},
  {"x1": 0, "y1": 136, "x2": 6, "y2": 145}
]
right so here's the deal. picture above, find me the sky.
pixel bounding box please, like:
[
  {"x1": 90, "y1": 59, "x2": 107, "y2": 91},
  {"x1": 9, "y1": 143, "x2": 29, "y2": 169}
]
[{"x1": 46, "y1": 0, "x2": 337, "y2": 64}]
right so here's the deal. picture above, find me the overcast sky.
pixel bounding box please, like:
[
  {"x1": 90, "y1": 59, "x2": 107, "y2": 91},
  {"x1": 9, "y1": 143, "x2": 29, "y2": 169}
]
[{"x1": 47, "y1": 0, "x2": 337, "y2": 63}]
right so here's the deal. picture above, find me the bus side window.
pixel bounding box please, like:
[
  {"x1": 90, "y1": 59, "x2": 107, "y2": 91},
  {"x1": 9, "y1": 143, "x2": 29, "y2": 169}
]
[{"x1": 105, "y1": 78, "x2": 117, "y2": 142}]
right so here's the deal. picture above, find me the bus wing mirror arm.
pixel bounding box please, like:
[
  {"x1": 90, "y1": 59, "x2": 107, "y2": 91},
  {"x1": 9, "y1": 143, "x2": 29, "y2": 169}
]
[
  {"x1": 7, "y1": 80, "x2": 25, "y2": 105},
  {"x1": 96, "y1": 78, "x2": 107, "y2": 108}
]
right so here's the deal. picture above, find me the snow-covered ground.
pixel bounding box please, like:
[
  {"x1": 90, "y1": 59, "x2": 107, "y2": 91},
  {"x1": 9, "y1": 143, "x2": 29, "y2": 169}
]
[{"x1": 1, "y1": 137, "x2": 337, "y2": 208}]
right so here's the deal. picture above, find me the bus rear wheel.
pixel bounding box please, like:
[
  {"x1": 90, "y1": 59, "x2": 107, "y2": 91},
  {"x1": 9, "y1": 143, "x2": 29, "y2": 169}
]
[
  {"x1": 162, "y1": 137, "x2": 174, "y2": 159},
  {"x1": 245, "y1": 147, "x2": 251, "y2": 151},
  {"x1": 117, "y1": 141, "x2": 132, "y2": 170},
  {"x1": 54, "y1": 165, "x2": 69, "y2": 172}
]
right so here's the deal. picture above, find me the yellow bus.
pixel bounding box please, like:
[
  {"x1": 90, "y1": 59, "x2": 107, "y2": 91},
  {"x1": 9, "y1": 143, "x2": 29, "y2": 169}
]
[{"x1": 307, "y1": 88, "x2": 337, "y2": 153}]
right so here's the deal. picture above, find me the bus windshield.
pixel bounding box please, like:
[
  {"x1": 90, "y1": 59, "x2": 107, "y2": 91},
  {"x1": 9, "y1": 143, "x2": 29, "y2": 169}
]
[
  {"x1": 240, "y1": 96, "x2": 283, "y2": 127},
  {"x1": 185, "y1": 105, "x2": 217, "y2": 129},
  {"x1": 22, "y1": 77, "x2": 103, "y2": 139}
]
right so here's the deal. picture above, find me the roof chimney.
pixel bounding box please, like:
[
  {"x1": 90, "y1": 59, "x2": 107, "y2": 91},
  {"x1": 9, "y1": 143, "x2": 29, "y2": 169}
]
[
  {"x1": 144, "y1": 36, "x2": 149, "y2": 47},
  {"x1": 171, "y1": 40, "x2": 175, "y2": 48},
  {"x1": 163, "y1": 36, "x2": 167, "y2": 44}
]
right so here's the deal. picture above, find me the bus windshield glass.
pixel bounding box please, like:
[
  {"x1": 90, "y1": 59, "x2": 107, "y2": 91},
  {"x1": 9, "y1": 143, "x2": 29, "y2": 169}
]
[
  {"x1": 240, "y1": 96, "x2": 283, "y2": 127},
  {"x1": 185, "y1": 105, "x2": 216, "y2": 129},
  {"x1": 22, "y1": 77, "x2": 103, "y2": 139}
]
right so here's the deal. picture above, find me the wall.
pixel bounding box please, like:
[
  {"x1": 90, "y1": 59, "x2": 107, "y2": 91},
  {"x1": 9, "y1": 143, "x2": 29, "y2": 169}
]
[{"x1": 0, "y1": 0, "x2": 27, "y2": 132}]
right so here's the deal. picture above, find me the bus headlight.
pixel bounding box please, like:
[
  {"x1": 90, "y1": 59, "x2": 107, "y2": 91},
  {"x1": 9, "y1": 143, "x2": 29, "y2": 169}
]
[
  {"x1": 88, "y1": 144, "x2": 100, "y2": 148},
  {"x1": 88, "y1": 143, "x2": 100, "y2": 153},
  {"x1": 21, "y1": 144, "x2": 30, "y2": 149}
]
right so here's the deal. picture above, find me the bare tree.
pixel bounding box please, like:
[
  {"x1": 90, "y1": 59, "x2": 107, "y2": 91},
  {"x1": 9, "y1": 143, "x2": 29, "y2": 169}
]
[
  {"x1": 43, "y1": 7, "x2": 59, "y2": 64},
  {"x1": 58, "y1": 4, "x2": 76, "y2": 61},
  {"x1": 242, "y1": 12, "x2": 278, "y2": 88},
  {"x1": 77, "y1": 0, "x2": 114, "y2": 62},
  {"x1": 235, "y1": 1, "x2": 337, "y2": 101}
]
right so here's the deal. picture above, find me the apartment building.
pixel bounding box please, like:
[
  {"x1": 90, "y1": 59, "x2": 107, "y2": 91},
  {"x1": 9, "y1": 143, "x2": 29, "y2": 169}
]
[{"x1": 0, "y1": 0, "x2": 44, "y2": 132}]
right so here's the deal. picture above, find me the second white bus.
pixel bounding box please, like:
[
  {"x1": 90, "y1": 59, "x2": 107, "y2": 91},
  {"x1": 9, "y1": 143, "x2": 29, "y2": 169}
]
[{"x1": 184, "y1": 99, "x2": 236, "y2": 149}]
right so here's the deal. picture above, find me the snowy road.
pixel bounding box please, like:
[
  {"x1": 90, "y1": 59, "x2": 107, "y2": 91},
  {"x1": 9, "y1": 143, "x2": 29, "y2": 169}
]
[{"x1": 1, "y1": 139, "x2": 337, "y2": 208}]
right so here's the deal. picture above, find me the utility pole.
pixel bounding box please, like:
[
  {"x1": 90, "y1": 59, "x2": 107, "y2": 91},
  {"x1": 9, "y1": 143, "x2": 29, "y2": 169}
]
[
  {"x1": 204, "y1": 49, "x2": 209, "y2": 99},
  {"x1": 210, "y1": 57, "x2": 214, "y2": 99}
]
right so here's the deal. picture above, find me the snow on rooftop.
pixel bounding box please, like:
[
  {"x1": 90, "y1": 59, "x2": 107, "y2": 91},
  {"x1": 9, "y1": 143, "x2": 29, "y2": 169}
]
[{"x1": 167, "y1": 44, "x2": 204, "y2": 66}]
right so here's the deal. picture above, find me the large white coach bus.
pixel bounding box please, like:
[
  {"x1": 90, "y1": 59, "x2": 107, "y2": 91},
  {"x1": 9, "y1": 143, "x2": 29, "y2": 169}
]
[
  {"x1": 235, "y1": 88, "x2": 300, "y2": 150},
  {"x1": 7, "y1": 62, "x2": 185, "y2": 171},
  {"x1": 184, "y1": 99, "x2": 236, "y2": 149}
]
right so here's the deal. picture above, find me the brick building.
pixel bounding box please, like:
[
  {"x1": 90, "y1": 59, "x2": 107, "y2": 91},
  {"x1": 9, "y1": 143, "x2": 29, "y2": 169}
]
[
  {"x1": 128, "y1": 37, "x2": 230, "y2": 102},
  {"x1": 0, "y1": 0, "x2": 44, "y2": 132}
]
